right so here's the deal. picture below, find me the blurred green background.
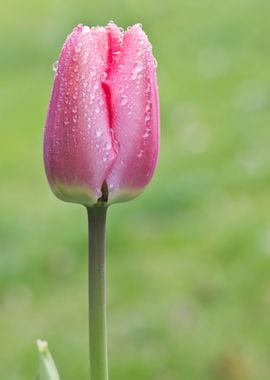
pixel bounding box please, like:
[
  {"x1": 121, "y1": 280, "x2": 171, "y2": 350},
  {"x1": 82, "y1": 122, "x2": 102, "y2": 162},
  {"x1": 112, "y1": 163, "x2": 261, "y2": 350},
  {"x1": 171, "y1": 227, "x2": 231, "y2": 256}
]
[{"x1": 1, "y1": 0, "x2": 270, "y2": 379}]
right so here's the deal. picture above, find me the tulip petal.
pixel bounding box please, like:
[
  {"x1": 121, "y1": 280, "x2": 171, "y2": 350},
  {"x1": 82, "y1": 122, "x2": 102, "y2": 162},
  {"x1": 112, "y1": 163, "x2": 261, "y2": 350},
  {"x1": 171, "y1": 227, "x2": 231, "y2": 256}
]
[
  {"x1": 106, "y1": 24, "x2": 160, "y2": 203},
  {"x1": 44, "y1": 25, "x2": 117, "y2": 205}
]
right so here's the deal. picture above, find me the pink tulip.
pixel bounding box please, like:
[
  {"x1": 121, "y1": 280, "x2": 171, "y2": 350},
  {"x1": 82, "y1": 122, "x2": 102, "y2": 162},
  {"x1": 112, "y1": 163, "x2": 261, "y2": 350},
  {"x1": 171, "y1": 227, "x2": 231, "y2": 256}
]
[{"x1": 44, "y1": 22, "x2": 160, "y2": 206}]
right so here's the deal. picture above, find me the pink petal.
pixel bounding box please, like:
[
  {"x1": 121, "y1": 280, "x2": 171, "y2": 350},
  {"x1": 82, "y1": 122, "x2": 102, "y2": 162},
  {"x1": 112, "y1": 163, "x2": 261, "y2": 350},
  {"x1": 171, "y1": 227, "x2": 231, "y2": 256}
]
[
  {"x1": 106, "y1": 24, "x2": 160, "y2": 203},
  {"x1": 44, "y1": 25, "x2": 117, "y2": 205}
]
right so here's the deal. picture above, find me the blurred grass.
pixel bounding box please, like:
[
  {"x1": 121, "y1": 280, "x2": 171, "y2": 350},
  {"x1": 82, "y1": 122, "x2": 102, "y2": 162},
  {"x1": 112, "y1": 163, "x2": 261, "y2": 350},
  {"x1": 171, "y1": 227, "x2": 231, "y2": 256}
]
[{"x1": 1, "y1": 0, "x2": 270, "y2": 379}]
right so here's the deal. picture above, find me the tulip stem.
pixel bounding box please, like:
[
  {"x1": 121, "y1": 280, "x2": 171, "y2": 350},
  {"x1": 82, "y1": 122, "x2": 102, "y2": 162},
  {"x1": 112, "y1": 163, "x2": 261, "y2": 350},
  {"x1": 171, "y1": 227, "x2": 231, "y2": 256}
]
[{"x1": 87, "y1": 205, "x2": 108, "y2": 380}]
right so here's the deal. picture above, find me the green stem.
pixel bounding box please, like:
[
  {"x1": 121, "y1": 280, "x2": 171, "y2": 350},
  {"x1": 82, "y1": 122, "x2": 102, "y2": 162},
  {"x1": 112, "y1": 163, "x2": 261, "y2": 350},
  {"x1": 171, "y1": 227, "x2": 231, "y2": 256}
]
[{"x1": 87, "y1": 205, "x2": 108, "y2": 380}]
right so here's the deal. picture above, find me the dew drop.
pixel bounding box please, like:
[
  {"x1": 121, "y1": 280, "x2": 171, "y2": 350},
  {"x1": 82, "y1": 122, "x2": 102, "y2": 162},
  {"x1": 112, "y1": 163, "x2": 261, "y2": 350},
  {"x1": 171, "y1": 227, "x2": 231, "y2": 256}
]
[
  {"x1": 105, "y1": 142, "x2": 112, "y2": 150},
  {"x1": 131, "y1": 61, "x2": 143, "y2": 80},
  {"x1": 72, "y1": 106, "x2": 78, "y2": 114},
  {"x1": 143, "y1": 127, "x2": 151, "y2": 138},
  {"x1": 75, "y1": 42, "x2": 83, "y2": 53},
  {"x1": 137, "y1": 149, "x2": 143, "y2": 158},
  {"x1": 90, "y1": 66, "x2": 96, "y2": 75},
  {"x1": 73, "y1": 92, "x2": 78, "y2": 100},
  {"x1": 52, "y1": 61, "x2": 58, "y2": 72},
  {"x1": 73, "y1": 54, "x2": 79, "y2": 62},
  {"x1": 95, "y1": 129, "x2": 103, "y2": 137},
  {"x1": 145, "y1": 101, "x2": 152, "y2": 113},
  {"x1": 120, "y1": 94, "x2": 128, "y2": 106},
  {"x1": 153, "y1": 57, "x2": 158, "y2": 68},
  {"x1": 82, "y1": 26, "x2": 90, "y2": 34},
  {"x1": 64, "y1": 118, "x2": 69, "y2": 126},
  {"x1": 100, "y1": 72, "x2": 108, "y2": 81},
  {"x1": 118, "y1": 64, "x2": 124, "y2": 73},
  {"x1": 145, "y1": 115, "x2": 151, "y2": 123},
  {"x1": 99, "y1": 99, "x2": 105, "y2": 106}
]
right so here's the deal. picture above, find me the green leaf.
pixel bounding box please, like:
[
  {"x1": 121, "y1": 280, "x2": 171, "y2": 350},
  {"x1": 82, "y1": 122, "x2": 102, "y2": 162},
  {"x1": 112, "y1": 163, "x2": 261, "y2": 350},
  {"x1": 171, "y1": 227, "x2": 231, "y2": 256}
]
[{"x1": 36, "y1": 339, "x2": 61, "y2": 380}]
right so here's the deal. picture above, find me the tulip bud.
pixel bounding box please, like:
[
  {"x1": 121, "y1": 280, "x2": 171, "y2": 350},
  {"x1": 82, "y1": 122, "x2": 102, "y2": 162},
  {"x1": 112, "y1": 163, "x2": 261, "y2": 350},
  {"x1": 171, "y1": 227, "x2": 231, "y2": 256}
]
[{"x1": 44, "y1": 22, "x2": 160, "y2": 206}]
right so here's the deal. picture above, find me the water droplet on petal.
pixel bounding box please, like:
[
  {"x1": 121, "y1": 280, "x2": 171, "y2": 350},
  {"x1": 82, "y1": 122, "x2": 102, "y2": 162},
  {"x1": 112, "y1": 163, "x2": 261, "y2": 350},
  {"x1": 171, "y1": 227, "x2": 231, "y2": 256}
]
[
  {"x1": 90, "y1": 66, "x2": 96, "y2": 75},
  {"x1": 75, "y1": 42, "x2": 83, "y2": 53},
  {"x1": 113, "y1": 51, "x2": 120, "y2": 58},
  {"x1": 145, "y1": 115, "x2": 151, "y2": 123},
  {"x1": 100, "y1": 72, "x2": 107, "y2": 81},
  {"x1": 145, "y1": 101, "x2": 152, "y2": 113},
  {"x1": 82, "y1": 26, "x2": 90, "y2": 34},
  {"x1": 105, "y1": 142, "x2": 112, "y2": 150},
  {"x1": 52, "y1": 61, "x2": 58, "y2": 72},
  {"x1": 143, "y1": 127, "x2": 151, "y2": 138},
  {"x1": 120, "y1": 94, "x2": 128, "y2": 106},
  {"x1": 153, "y1": 57, "x2": 158, "y2": 68},
  {"x1": 95, "y1": 129, "x2": 102, "y2": 137},
  {"x1": 131, "y1": 61, "x2": 143, "y2": 80},
  {"x1": 118, "y1": 64, "x2": 124, "y2": 73},
  {"x1": 72, "y1": 106, "x2": 78, "y2": 113},
  {"x1": 137, "y1": 149, "x2": 143, "y2": 158}
]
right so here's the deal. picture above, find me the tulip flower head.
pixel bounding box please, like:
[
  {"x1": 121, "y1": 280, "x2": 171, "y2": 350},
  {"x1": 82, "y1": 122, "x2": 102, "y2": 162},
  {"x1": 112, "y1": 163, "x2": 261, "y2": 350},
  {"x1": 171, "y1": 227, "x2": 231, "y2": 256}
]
[{"x1": 44, "y1": 22, "x2": 160, "y2": 206}]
